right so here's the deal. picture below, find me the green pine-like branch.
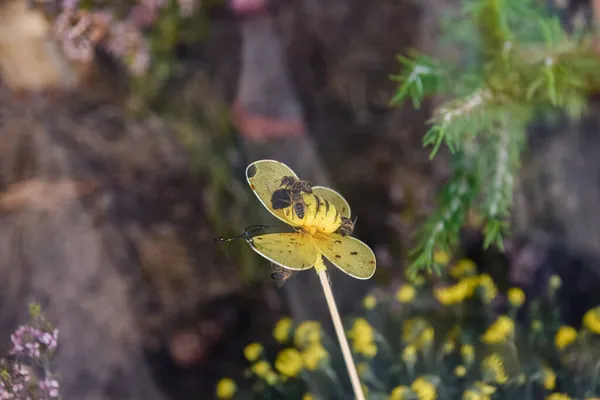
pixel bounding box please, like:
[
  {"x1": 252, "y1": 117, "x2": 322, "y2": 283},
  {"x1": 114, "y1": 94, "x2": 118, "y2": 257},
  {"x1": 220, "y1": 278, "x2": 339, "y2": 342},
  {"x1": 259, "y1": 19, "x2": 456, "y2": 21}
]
[{"x1": 391, "y1": 0, "x2": 600, "y2": 274}]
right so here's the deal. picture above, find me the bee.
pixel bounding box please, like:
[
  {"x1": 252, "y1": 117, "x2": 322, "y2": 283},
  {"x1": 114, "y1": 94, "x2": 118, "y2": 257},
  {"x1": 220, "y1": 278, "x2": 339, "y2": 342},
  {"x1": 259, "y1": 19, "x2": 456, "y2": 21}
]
[
  {"x1": 270, "y1": 264, "x2": 297, "y2": 287},
  {"x1": 279, "y1": 176, "x2": 313, "y2": 195},
  {"x1": 270, "y1": 186, "x2": 308, "y2": 219},
  {"x1": 337, "y1": 216, "x2": 357, "y2": 237}
]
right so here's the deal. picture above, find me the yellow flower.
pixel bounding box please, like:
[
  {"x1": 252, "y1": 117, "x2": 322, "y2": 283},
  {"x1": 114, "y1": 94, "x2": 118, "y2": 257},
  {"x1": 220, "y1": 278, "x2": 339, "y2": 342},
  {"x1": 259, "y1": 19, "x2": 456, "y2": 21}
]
[
  {"x1": 545, "y1": 394, "x2": 571, "y2": 400},
  {"x1": 442, "y1": 339, "x2": 455, "y2": 354},
  {"x1": 481, "y1": 315, "x2": 515, "y2": 344},
  {"x1": 549, "y1": 274, "x2": 562, "y2": 290},
  {"x1": 347, "y1": 318, "x2": 377, "y2": 357},
  {"x1": 461, "y1": 344, "x2": 475, "y2": 365},
  {"x1": 583, "y1": 307, "x2": 600, "y2": 334},
  {"x1": 434, "y1": 281, "x2": 469, "y2": 305},
  {"x1": 402, "y1": 345, "x2": 418, "y2": 366},
  {"x1": 389, "y1": 385, "x2": 412, "y2": 400},
  {"x1": 294, "y1": 320, "x2": 321, "y2": 348},
  {"x1": 463, "y1": 381, "x2": 496, "y2": 400},
  {"x1": 243, "y1": 342, "x2": 263, "y2": 362},
  {"x1": 450, "y1": 259, "x2": 477, "y2": 279},
  {"x1": 482, "y1": 353, "x2": 508, "y2": 384},
  {"x1": 434, "y1": 250, "x2": 450, "y2": 265},
  {"x1": 273, "y1": 317, "x2": 293, "y2": 343},
  {"x1": 275, "y1": 348, "x2": 304, "y2": 377},
  {"x1": 542, "y1": 366, "x2": 556, "y2": 390},
  {"x1": 363, "y1": 295, "x2": 377, "y2": 310},
  {"x1": 455, "y1": 365, "x2": 467, "y2": 377},
  {"x1": 216, "y1": 378, "x2": 237, "y2": 399},
  {"x1": 411, "y1": 376, "x2": 437, "y2": 400},
  {"x1": 421, "y1": 328, "x2": 435, "y2": 348},
  {"x1": 478, "y1": 274, "x2": 497, "y2": 303},
  {"x1": 301, "y1": 343, "x2": 328, "y2": 371},
  {"x1": 507, "y1": 287, "x2": 525, "y2": 307},
  {"x1": 396, "y1": 284, "x2": 416, "y2": 303},
  {"x1": 303, "y1": 394, "x2": 314, "y2": 400},
  {"x1": 251, "y1": 361, "x2": 279, "y2": 385},
  {"x1": 555, "y1": 326, "x2": 577, "y2": 350}
]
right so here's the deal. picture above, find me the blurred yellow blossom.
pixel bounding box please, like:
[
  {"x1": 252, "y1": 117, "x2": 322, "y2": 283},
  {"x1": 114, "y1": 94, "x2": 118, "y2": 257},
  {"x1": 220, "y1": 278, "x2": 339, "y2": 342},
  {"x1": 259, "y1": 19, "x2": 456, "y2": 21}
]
[
  {"x1": 402, "y1": 345, "x2": 418, "y2": 366},
  {"x1": 442, "y1": 339, "x2": 455, "y2": 354},
  {"x1": 434, "y1": 250, "x2": 450, "y2": 265},
  {"x1": 303, "y1": 394, "x2": 314, "y2": 400},
  {"x1": 478, "y1": 274, "x2": 497, "y2": 303},
  {"x1": 481, "y1": 315, "x2": 515, "y2": 344},
  {"x1": 275, "y1": 348, "x2": 304, "y2": 377},
  {"x1": 396, "y1": 284, "x2": 416, "y2": 303},
  {"x1": 461, "y1": 344, "x2": 475, "y2": 365},
  {"x1": 363, "y1": 295, "x2": 377, "y2": 310},
  {"x1": 273, "y1": 317, "x2": 293, "y2": 343},
  {"x1": 301, "y1": 343, "x2": 328, "y2": 371},
  {"x1": 532, "y1": 320, "x2": 543, "y2": 333},
  {"x1": 545, "y1": 394, "x2": 571, "y2": 400},
  {"x1": 411, "y1": 376, "x2": 437, "y2": 400},
  {"x1": 450, "y1": 259, "x2": 477, "y2": 279},
  {"x1": 583, "y1": 307, "x2": 600, "y2": 334},
  {"x1": 362, "y1": 384, "x2": 369, "y2": 398},
  {"x1": 357, "y1": 362, "x2": 368, "y2": 377},
  {"x1": 403, "y1": 318, "x2": 434, "y2": 349},
  {"x1": 421, "y1": 328, "x2": 435, "y2": 348},
  {"x1": 389, "y1": 385, "x2": 412, "y2": 400},
  {"x1": 482, "y1": 353, "x2": 508, "y2": 384},
  {"x1": 543, "y1": 366, "x2": 556, "y2": 390},
  {"x1": 347, "y1": 318, "x2": 377, "y2": 358},
  {"x1": 549, "y1": 274, "x2": 562, "y2": 290},
  {"x1": 294, "y1": 321, "x2": 321, "y2": 348},
  {"x1": 243, "y1": 342, "x2": 263, "y2": 362},
  {"x1": 251, "y1": 361, "x2": 278, "y2": 385},
  {"x1": 507, "y1": 288, "x2": 525, "y2": 307},
  {"x1": 463, "y1": 381, "x2": 496, "y2": 400},
  {"x1": 455, "y1": 365, "x2": 467, "y2": 377},
  {"x1": 555, "y1": 326, "x2": 577, "y2": 350},
  {"x1": 216, "y1": 377, "x2": 237, "y2": 399},
  {"x1": 434, "y1": 281, "x2": 470, "y2": 305}
]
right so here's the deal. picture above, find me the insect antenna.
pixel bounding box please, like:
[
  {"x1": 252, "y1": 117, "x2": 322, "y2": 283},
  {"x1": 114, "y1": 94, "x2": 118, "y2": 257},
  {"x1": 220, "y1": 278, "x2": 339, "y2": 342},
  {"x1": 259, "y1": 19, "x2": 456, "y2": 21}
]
[{"x1": 213, "y1": 225, "x2": 273, "y2": 244}]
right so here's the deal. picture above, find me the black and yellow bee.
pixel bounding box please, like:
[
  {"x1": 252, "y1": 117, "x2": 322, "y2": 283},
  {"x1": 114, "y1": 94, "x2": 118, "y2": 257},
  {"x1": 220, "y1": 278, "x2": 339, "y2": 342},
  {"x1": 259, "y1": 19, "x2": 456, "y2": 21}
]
[
  {"x1": 271, "y1": 177, "x2": 313, "y2": 219},
  {"x1": 270, "y1": 263, "x2": 297, "y2": 287}
]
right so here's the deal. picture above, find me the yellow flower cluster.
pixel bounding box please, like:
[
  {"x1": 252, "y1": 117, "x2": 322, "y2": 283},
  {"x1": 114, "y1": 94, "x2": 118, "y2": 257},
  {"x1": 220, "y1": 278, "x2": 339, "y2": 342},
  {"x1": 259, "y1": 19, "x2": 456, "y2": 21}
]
[
  {"x1": 463, "y1": 381, "x2": 496, "y2": 400},
  {"x1": 583, "y1": 307, "x2": 600, "y2": 334},
  {"x1": 294, "y1": 321, "x2": 322, "y2": 348},
  {"x1": 275, "y1": 348, "x2": 304, "y2": 377},
  {"x1": 481, "y1": 353, "x2": 508, "y2": 384},
  {"x1": 216, "y1": 377, "x2": 237, "y2": 399},
  {"x1": 347, "y1": 318, "x2": 378, "y2": 357},
  {"x1": 554, "y1": 326, "x2": 577, "y2": 350},
  {"x1": 402, "y1": 318, "x2": 434, "y2": 349},
  {"x1": 481, "y1": 315, "x2": 515, "y2": 344},
  {"x1": 251, "y1": 360, "x2": 279, "y2": 385},
  {"x1": 273, "y1": 317, "x2": 293, "y2": 343},
  {"x1": 301, "y1": 343, "x2": 328, "y2": 371}
]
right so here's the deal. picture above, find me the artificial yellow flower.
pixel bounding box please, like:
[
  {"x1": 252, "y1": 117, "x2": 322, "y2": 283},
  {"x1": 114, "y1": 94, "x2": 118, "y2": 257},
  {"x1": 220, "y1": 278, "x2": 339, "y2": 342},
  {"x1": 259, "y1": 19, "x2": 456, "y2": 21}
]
[
  {"x1": 455, "y1": 365, "x2": 467, "y2": 377},
  {"x1": 482, "y1": 353, "x2": 508, "y2": 384},
  {"x1": 363, "y1": 295, "x2": 377, "y2": 310},
  {"x1": 481, "y1": 315, "x2": 515, "y2": 344},
  {"x1": 303, "y1": 394, "x2": 314, "y2": 400},
  {"x1": 478, "y1": 274, "x2": 497, "y2": 303},
  {"x1": 507, "y1": 287, "x2": 525, "y2": 307},
  {"x1": 301, "y1": 343, "x2": 328, "y2": 371},
  {"x1": 216, "y1": 377, "x2": 237, "y2": 399},
  {"x1": 396, "y1": 284, "x2": 416, "y2": 303},
  {"x1": 347, "y1": 318, "x2": 377, "y2": 358},
  {"x1": 411, "y1": 376, "x2": 437, "y2": 400},
  {"x1": 434, "y1": 250, "x2": 450, "y2": 265},
  {"x1": 275, "y1": 348, "x2": 304, "y2": 377},
  {"x1": 450, "y1": 259, "x2": 477, "y2": 279},
  {"x1": 294, "y1": 320, "x2": 322, "y2": 348},
  {"x1": 542, "y1": 366, "x2": 556, "y2": 390},
  {"x1": 273, "y1": 317, "x2": 293, "y2": 343},
  {"x1": 389, "y1": 385, "x2": 412, "y2": 400},
  {"x1": 583, "y1": 307, "x2": 600, "y2": 334},
  {"x1": 402, "y1": 345, "x2": 418, "y2": 366},
  {"x1": 555, "y1": 326, "x2": 577, "y2": 350},
  {"x1": 545, "y1": 394, "x2": 571, "y2": 400},
  {"x1": 243, "y1": 342, "x2": 263, "y2": 362},
  {"x1": 461, "y1": 344, "x2": 475, "y2": 365}
]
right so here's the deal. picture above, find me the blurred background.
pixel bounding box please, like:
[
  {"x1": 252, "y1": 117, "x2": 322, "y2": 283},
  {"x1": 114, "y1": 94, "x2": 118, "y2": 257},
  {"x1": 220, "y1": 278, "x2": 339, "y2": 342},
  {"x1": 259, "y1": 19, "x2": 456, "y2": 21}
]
[{"x1": 1, "y1": 0, "x2": 600, "y2": 399}]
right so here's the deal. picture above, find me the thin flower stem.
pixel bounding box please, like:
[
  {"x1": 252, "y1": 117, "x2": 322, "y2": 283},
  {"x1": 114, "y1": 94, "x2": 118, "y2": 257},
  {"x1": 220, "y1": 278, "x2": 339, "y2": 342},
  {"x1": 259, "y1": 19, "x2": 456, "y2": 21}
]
[{"x1": 315, "y1": 259, "x2": 365, "y2": 400}]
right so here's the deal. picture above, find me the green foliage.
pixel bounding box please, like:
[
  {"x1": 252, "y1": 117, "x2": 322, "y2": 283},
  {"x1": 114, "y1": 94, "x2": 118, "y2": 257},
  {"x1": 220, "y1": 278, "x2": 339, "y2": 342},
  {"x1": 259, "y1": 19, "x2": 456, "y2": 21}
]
[{"x1": 390, "y1": 0, "x2": 600, "y2": 274}]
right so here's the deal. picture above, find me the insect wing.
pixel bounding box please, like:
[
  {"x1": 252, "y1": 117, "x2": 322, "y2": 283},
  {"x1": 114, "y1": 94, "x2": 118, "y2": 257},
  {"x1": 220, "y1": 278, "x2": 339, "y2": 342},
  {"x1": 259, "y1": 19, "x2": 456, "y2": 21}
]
[
  {"x1": 312, "y1": 186, "x2": 351, "y2": 218},
  {"x1": 312, "y1": 232, "x2": 376, "y2": 279},
  {"x1": 249, "y1": 232, "x2": 317, "y2": 271},
  {"x1": 246, "y1": 160, "x2": 301, "y2": 226}
]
